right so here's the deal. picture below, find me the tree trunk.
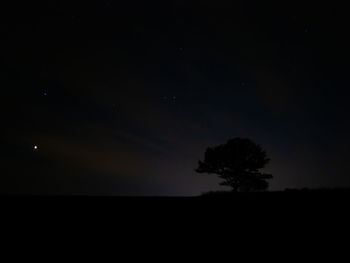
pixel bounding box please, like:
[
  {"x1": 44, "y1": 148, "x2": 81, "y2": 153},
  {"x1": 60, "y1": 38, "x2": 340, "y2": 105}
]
[{"x1": 231, "y1": 184, "x2": 239, "y2": 192}]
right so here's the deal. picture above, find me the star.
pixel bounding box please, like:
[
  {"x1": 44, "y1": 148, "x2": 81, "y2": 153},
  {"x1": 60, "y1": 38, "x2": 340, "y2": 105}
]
[{"x1": 33, "y1": 145, "x2": 38, "y2": 150}]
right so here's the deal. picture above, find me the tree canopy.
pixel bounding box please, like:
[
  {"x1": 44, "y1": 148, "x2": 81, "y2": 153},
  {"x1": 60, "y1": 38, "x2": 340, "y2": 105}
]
[{"x1": 196, "y1": 138, "x2": 273, "y2": 192}]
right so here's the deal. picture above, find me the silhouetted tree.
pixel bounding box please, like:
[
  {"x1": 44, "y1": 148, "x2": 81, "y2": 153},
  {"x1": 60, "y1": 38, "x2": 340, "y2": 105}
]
[{"x1": 196, "y1": 138, "x2": 273, "y2": 192}]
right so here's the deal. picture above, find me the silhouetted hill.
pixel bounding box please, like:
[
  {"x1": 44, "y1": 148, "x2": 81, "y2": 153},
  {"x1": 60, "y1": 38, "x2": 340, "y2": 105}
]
[
  {"x1": 199, "y1": 188, "x2": 350, "y2": 210},
  {"x1": 201, "y1": 188, "x2": 350, "y2": 196},
  {"x1": 2, "y1": 189, "x2": 350, "y2": 226}
]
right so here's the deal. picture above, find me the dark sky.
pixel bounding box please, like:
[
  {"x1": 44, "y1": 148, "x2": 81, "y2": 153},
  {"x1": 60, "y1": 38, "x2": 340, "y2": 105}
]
[{"x1": 2, "y1": 0, "x2": 350, "y2": 195}]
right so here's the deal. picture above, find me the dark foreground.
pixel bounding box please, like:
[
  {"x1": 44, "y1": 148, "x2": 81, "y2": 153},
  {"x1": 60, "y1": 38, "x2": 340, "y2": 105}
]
[
  {"x1": 2, "y1": 189, "x2": 350, "y2": 234},
  {"x1": 2, "y1": 188, "x2": 350, "y2": 211}
]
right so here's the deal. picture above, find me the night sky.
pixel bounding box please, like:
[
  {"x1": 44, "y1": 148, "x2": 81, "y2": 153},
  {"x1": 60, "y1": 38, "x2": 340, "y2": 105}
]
[{"x1": 2, "y1": 0, "x2": 350, "y2": 195}]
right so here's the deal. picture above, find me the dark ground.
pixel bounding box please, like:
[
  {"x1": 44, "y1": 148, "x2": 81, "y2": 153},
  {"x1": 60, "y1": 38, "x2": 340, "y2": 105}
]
[
  {"x1": 2, "y1": 189, "x2": 350, "y2": 237},
  {"x1": 2, "y1": 188, "x2": 350, "y2": 211}
]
